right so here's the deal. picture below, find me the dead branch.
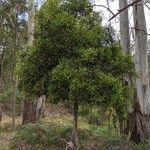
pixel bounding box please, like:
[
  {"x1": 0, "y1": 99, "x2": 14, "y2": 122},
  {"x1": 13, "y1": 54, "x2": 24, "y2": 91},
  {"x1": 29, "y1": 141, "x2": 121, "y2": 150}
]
[
  {"x1": 92, "y1": 5, "x2": 114, "y2": 16},
  {"x1": 109, "y1": 0, "x2": 143, "y2": 21},
  {"x1": 143, "y1": 1, "x2": 150, "y2": 10},
  {"x1": 131, "y1": 27, "x2": 150, "y2": 36}
]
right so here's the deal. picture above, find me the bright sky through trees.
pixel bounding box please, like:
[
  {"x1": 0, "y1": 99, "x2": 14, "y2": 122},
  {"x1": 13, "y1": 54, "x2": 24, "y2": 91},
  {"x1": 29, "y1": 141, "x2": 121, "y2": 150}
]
[{"x1": 94, "y1": 0, "x2": 150, "y2": 35}]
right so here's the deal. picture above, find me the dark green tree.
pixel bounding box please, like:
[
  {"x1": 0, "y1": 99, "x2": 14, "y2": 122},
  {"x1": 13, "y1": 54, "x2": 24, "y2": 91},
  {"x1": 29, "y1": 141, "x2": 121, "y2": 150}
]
[{"x1": 18, "y1": 0, "x2": 134, "y2": 147}]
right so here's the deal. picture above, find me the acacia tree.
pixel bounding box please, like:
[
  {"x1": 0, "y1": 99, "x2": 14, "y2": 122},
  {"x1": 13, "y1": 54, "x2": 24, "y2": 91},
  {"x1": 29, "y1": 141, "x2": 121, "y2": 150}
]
[{"x1": 18, "y1": 0, "x2": 134, "y2": 148}]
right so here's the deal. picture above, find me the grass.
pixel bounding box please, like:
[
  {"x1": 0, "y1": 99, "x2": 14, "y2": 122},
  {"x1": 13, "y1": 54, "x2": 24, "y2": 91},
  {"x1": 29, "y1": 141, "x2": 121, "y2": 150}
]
[
  {"x1": 0, "y1": 105, "x2": 150, "y2": 150},
  {"x1": 0, "y1": 115, "x2": 21, "y2": 150}
]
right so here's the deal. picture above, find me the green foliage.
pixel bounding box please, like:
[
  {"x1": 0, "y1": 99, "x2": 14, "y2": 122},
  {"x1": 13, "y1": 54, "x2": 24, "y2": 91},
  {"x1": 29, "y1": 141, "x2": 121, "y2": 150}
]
[
  {"x1": 49, "y1": 53, "x2": 134, "y2": 118},
  {"x1": 18, "y1": 0, "x2": 135, "y2": 119},
  {"x1": 79, "y1": 106, "x2": 102, "y2": 125},
  {"x1": 0, "y1": 87, "x2": 25, "y2": 103},
  {"x1": 88, "y1": 125, "x2": 120, "y2": 140},
  {"x1": 0, "y1": 0, "x2": 27, "y2": 106},
  {"x1": 138, "y1": 143, "x2": 150, "y2": 150},
  {"x1": 11, "y1": 122, "x2": 141, "y2": 150},
  {"x1": 11, "y1": 123, "x2": 66, "y2": 149},
  {"x1": 10, "y1": 123, "x2": 90, "y2": 150}
]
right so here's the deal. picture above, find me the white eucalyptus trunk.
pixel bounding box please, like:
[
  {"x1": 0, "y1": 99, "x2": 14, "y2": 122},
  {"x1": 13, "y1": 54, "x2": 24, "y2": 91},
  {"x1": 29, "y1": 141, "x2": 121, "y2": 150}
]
[
  {"x1": 119, "y1": 0, "x2": 130, "y2": 54},
  {"x1": 133, "y1": 1, "x2": 150, "y2": 114},
  {"x1": 28, "y1": 0, "x2": 35, "y2": 44},
  {"x1": 119, "y1": 0, "x2": 150, "y2": 141}
]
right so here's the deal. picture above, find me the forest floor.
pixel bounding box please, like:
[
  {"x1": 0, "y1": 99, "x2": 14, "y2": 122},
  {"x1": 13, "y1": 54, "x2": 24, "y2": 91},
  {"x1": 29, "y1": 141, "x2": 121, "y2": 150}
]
[
  {"x1": 0, "y1": 105, "x2": 150, "y2": 150},
  {"x1": 0, "y1": 105, "x2": 73, "y2": 149},
  {"x1": 0, "y1": 114, "x2": 20, "y2": 150}
]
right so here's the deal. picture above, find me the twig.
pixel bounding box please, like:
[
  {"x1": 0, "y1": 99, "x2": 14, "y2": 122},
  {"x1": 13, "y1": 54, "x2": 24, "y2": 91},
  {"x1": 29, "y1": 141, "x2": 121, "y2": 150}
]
[
  {"x1": 109, "y1": 0, "x2": 143, "y2": 21},
  {"x1": 131, "y1": 27, "x2": 150, "y2": 36},
  {"x1": 143, "y1": 1, "x2": 150, "y2": 10},
  {"x1": 92, "y1": 5, "x2": 114, "y2": 16}
]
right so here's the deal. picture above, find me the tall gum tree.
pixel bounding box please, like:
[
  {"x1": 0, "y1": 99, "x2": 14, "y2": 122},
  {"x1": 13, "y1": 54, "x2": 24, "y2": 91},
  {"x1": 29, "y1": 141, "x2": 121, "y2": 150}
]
[
  {"x1": 119, "y1": 0, "x2": 131, "y2": 134},
  {"x1": 28, "y1": 0, "x2": 34, "y2": 44},
  {"x1": 118, "y1": 0, "x2": 150, "y2": 142},
  {"x1": 131, "y1": 0, "x2": 150, "y2": 143},
  {"x1": 119, "y1": 0, "x2": 130, "y2": 54},
  {"x1": 22, "y1": 0, "x2": 37, "y2": 124},
  {"x1": 133, "y1": 0, "x2": 150, "y2": 114}
]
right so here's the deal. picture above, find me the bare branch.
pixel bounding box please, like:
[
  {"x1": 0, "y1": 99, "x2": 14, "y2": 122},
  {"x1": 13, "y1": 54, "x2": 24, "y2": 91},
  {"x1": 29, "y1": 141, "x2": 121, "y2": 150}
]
[
  {"x1": 131, "y1": 27, "x2": 150, "y2": 36},
  {"x1": 109, "y1": 0, "x2": 143, "y2": 21},
  {"x1": 143, "y1": 1, "x2": 150, "y2": 10},
  {"x1": 92, "y1": 4, "x2": 114, "y2": 16}
]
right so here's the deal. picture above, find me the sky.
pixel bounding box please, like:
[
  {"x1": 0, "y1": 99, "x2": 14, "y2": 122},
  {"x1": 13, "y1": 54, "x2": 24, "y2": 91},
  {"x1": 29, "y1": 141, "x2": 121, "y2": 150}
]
[
  {"x1": 94, "y1": 0, "x2": 150, "y2": 35},
  {"x1": 37, "y1": 0, "x2": 150, "y2": 36}
]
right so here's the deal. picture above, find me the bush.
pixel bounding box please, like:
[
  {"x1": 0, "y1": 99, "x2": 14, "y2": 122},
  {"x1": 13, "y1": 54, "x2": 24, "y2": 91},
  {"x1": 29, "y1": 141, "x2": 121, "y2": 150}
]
[
  {"x1": 79, "y1": 106, "x2": 103, "y2": 126},
  {"x1": 11, "y1": 122, "x2": 95, "y2": 149},
  {"x1": 11, "y1": 122, "x2": 143, "y2": 150},
  {"x1": 11, "y1": 123, "x2": 73, "y2": 150},
  {"x1": 138, "y1": 143, "x2": 150, "y2": 150}
]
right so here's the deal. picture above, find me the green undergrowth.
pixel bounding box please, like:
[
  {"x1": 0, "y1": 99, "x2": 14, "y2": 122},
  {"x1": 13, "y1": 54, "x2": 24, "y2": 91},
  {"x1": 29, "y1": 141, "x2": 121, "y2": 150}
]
[{"x1": 10, "y1": 122, "x2": 149, "y2": 150}]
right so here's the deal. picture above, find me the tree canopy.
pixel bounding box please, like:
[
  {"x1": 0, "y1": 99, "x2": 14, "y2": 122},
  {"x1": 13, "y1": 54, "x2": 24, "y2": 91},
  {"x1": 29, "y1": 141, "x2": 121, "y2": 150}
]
[{"x1": 18, "y1": 0, "x2": 134, "y2": 118}]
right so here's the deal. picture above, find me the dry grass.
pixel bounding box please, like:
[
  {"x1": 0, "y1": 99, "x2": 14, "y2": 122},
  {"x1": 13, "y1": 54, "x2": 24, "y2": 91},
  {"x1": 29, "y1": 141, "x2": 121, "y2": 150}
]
[
  {"x1": 0, "y1": 105, "x2": 73, "y2": 150},
  {"x1": 1, "y1": 105, "x2": 147, "y2": 150},
  {"x1": 0, "y1": 114, "x2": 21, "y2": 150}
]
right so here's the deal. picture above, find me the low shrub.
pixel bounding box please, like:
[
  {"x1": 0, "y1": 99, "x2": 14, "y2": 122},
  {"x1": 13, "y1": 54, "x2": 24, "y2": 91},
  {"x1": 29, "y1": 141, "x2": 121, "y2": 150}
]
[
  {"x1": 11, "y1": 122, "x2": 145, "y2": 150},
  {"x1": 10, "y1": 123, "x2": 73, "y2": 150}
]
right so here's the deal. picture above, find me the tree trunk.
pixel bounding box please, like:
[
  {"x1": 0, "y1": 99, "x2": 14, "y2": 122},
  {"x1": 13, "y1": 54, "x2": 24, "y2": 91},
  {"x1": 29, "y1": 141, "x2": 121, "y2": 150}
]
[
  {"x1": 133, "y1": 0, "x2": 150, "y2": 114},
  {"x1": 71, "y1": 100, "x2": 79, "y2": 148},
  {"x1": 12, "y1": 74, "x2": 16, "y2": 130},
  {"x1": 28, "y1": 0, "x2": 35, "y2": 45},
  {"x1": 119, "y1": 0, "x2": 132, "y2": 136},
  {"x1": 130, "y1": 1, "x2": 150, "y2": 143},
  {"x1": 119, "y1": 0, "x2": 130, "y2": 54},
  {"x1": 0, "y1": 106, "x2": 2, "y2": 126},
  {"x1": 118, "y1": 0, "x2": 150, "y2": 142},
  {"x1": 22, "y1": 0, "x2": 35, "y2": 124},
  {"x1": 130, "y1": 101, "x2": 149, "y2": 143},
  {"x1": 22, "y1": 95, "x2": 46, "y2": 124},
  {"x1": 36, "y1": 95, "x2": 46, "y2": 120},
  {"x1": 0, "y1": 46, "x2": 5, "y2": 91},
  {"x1": 22, "y1": 100, "x2": 37, "y2": 124},
  {"x1": 12, "y1": 4, "x2": 19, "y2": 131}
]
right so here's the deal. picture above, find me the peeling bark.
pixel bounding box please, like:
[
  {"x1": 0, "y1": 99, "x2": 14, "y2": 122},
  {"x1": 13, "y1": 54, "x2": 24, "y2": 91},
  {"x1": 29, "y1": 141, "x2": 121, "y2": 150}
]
[
  {"x1": 36, "y1": 95, "x2": 46, "y2": 120},
  {"x1": 119, "y1": 0, "x2": 150, "y2": 142},
  {"x1": 130, "y1": 101, "x2": 149, "y2": 143},
  {"x1": 133, "y1": 0, "x2": 150, "y2": 114},
  {"x1": 22, "y1": 95, "x2": 46, "y2": 124}
]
